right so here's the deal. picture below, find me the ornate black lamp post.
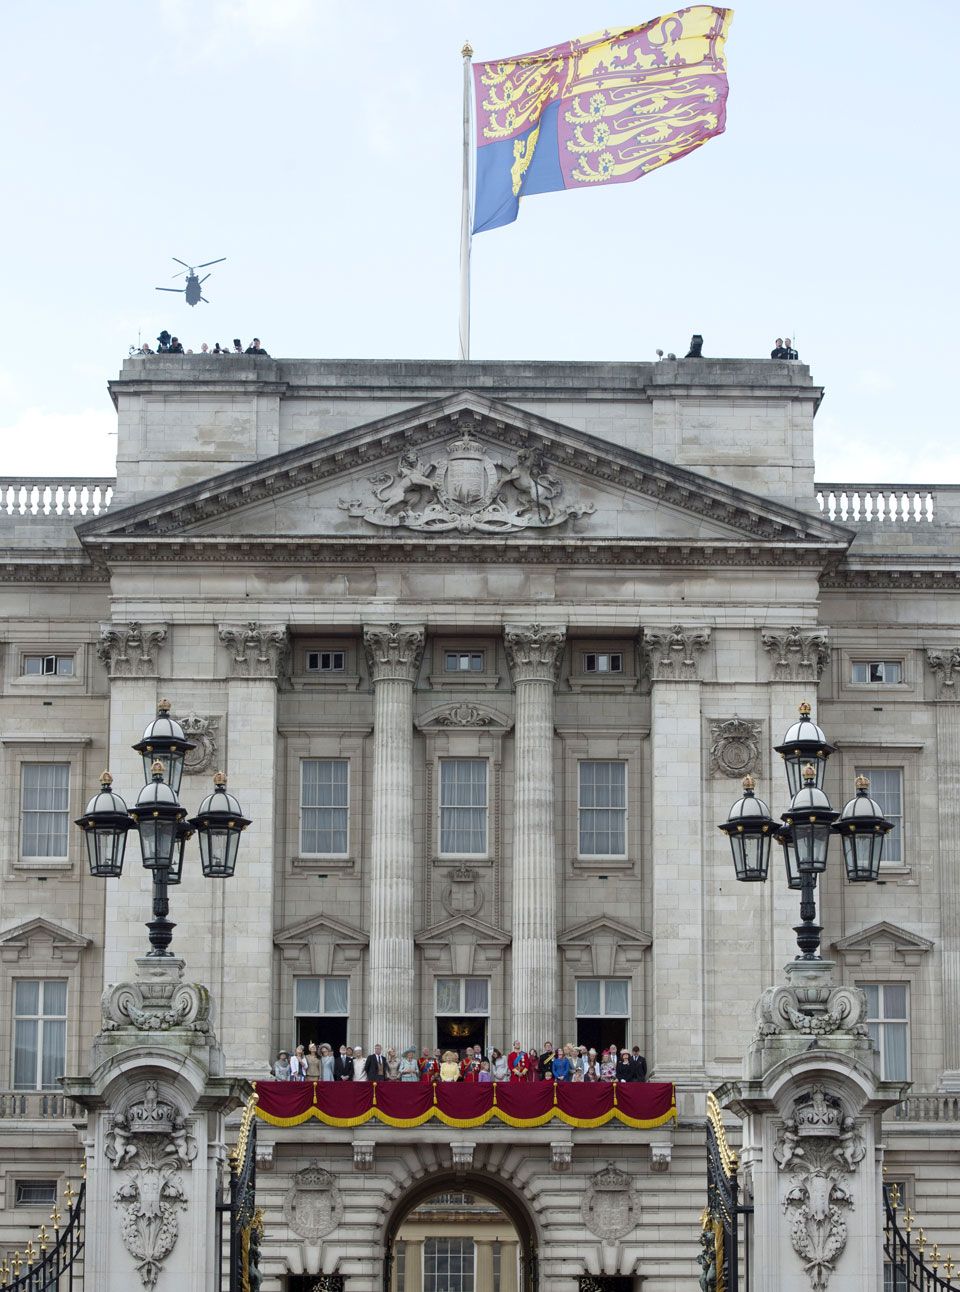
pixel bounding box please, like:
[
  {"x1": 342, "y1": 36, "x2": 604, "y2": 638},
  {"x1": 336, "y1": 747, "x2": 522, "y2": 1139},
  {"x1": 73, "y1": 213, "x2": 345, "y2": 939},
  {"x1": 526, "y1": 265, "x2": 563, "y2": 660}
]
[
  {"x1": 719, "y1": 703, "x2": 894, "y2": 960},
  {"x1": 75, "y1": 702, "x2": 251, "y2": 957}
]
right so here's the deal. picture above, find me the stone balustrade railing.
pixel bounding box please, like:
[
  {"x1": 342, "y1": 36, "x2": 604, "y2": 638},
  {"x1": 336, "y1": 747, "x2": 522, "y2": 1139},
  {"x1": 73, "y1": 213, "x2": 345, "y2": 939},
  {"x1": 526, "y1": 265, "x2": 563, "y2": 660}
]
[
  {"x1": 0, "y1": 478, "x2": 115, "y2": 517},
  {"x1": 888, "y1": 1092, "x2": 960, "y2": 1123},
  {"x1": 815, "y1": 483, "x2": 940, "y2": 525},
  {"x1": 0, "y1": 1089, "x2": 83, "y2": 1119}
]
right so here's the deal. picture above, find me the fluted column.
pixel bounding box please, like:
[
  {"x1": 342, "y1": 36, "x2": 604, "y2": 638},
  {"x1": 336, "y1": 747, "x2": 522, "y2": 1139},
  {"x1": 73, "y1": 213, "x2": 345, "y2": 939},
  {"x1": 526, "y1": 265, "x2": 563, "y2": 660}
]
[
  {"x1": 926, "y1": 646, "x2": 960, "y2": 1088},
  {"x1": 504, "y1": 624, "x2": 565, "y2": 1045},
  {"x1": 363, "y1": 624, "x2": 425, "y2": 1053}
]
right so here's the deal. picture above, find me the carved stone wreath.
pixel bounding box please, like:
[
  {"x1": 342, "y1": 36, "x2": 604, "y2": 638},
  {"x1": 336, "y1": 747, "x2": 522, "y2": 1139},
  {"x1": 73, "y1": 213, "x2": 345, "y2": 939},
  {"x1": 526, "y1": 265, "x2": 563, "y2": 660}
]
[
  {"x1": 174, "y1": 713, "x2": 221, "y2": 775},
  {"x1": 709, "y1": 717, "x2": 763, "y2": 778},
  {"x1": 282, "y1": 1163, "x2": 343, "y2": 1240}
]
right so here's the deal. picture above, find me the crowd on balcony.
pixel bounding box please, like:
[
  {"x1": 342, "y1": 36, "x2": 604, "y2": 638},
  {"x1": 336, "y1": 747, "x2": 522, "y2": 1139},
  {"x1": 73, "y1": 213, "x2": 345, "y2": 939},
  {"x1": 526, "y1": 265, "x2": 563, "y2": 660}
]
[{"x1": 270, "y1": 1041, "x2": 648, "y2": 1083}]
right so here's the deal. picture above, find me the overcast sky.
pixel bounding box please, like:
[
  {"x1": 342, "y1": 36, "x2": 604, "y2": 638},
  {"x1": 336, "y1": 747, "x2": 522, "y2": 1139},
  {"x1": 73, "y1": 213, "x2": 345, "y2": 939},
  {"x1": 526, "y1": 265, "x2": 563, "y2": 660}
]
[{"x1": 1, "y1": 1, "x2": 956, "y2": 483}]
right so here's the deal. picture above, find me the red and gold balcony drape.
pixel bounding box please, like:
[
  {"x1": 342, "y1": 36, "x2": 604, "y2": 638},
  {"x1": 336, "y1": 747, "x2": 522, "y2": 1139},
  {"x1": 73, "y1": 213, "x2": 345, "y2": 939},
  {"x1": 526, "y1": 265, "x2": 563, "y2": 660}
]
[{"x1": 253, "y1": 1080, "x2": 676, "y2": 1129}]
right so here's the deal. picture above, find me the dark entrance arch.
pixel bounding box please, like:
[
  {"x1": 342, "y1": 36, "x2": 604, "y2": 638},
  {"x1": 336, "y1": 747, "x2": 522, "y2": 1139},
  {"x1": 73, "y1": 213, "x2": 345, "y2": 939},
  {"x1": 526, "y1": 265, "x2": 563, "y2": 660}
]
[{"x1": 383, "y1": 1170, "x2": 539, "y2": 1292}]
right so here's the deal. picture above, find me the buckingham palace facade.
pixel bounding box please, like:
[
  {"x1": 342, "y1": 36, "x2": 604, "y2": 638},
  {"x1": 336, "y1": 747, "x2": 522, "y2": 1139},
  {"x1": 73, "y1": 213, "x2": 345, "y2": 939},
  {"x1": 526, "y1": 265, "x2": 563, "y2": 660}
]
[{"x1": 1, "y1": 355, "x2": 958, "y2": 1289}]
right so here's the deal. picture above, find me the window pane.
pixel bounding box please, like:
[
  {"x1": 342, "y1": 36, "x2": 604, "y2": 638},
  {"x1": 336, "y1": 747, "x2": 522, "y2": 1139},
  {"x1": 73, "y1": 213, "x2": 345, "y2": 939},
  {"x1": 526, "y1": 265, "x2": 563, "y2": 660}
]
[
  {"x1": 436, "y1": 978, "x2": 461, "y2": 1015},
  {"x1": 464, "y1": 978, "x2": 489, "y2": 1015},
  {"x1": 14, "y1": 1019, "x2": 38, "y2": 1089},
  {"x1": 301, "y1": 759, "x2": 349, "y2": 854},
  {"x1": 295, "y1": 978, "x2": 322, "y2": 1015},
  {"x1": 41, "y1": 1020, "x2": 66, "y2": 1089},
  {"x1": 15, "y1": 980, "x2": 40, "y2": 1015},
  {"x1": 883, "y1": 1022, "x2": 908, "y2": 1081},
  {"x1": 23, "y1": 656, "x2": 43, "y2": 675},
  {"x1": 856, "y1": 767, "x2": 902, "y2": 862},
  {"x1": 577, "y1": 980, "x2": 602, "y2": 1016},
  {"x1": 15, "y1": 1180, "x2": 58, "y2": 1207},
  {"x1": 579, "y1": 762, "x2": 626, "y2": 855},
  {"x1": 324, "y1": 978, "x2": 349, "y2": 1015},
  {"x1": 21, "y1": 764, "x2": 70, "y2": 857},
  {"x1": 862, "y1": 983, "x2": 879, "y2": 1016},
  {"x1": 883, "y1": 984, "x2": 908, "y2": 1019},
  {"x1": 440, "y1": 760, "x2": 487, "y2": 854},
  {"x1": 43, "y1": 981, "x2": 67, "y2": 1015},
  {"x1": 604, "y1": 980, "x2": 629, "y2": 1016},
  {"x1": 56, "y1": 656, "x2": 75, "y2": 676}
]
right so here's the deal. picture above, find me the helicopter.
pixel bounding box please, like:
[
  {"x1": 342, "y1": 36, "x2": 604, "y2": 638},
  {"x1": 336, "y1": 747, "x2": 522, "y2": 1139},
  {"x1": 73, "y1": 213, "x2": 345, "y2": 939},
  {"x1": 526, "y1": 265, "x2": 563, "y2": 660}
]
[{"x1": 155, "y1": 257, "x2": 226, "y2": 306}]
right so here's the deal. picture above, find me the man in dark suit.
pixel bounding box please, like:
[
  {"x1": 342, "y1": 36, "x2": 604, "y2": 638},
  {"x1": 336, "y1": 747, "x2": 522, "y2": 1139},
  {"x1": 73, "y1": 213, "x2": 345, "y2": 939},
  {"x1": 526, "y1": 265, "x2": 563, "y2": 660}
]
[
  {"x1": 630, "y1": 1046, "x2": 648, "y2": 1082},
  {"x1": 365, "y1": 1044, "x2": 387, "y2": 1081},
  {"x1": 333, "y1": 1045, "x2": 353, "y2": 1081}
]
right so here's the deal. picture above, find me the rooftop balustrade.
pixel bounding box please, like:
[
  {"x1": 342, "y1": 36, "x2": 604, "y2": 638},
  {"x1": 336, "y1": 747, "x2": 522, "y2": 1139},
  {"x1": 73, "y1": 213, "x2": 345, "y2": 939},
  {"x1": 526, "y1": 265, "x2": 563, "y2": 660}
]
[{"x1": 0, "y1": 478, "x2": 114, "y2": 518}]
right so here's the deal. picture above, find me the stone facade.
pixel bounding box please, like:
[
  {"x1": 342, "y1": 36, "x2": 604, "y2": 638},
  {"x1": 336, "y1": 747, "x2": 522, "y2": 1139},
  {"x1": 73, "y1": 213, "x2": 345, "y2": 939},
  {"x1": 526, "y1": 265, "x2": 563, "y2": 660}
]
[{"x1": 1, "y1": 357, "x2": 959, "y2": 1288}]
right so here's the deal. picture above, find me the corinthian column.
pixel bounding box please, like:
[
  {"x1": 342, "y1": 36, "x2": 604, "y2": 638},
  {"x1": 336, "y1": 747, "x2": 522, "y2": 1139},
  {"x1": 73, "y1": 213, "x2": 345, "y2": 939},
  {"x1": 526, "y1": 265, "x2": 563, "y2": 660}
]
[
  {"x1": 363, "y1": 623, "x2": 425, "y2": 1052},
  {"x1": 504, "y1": 623, "x2": 565, "y2": 1045},
  {"x1": 926, "y1": 646, "x2": 960, "y2": 1088}
]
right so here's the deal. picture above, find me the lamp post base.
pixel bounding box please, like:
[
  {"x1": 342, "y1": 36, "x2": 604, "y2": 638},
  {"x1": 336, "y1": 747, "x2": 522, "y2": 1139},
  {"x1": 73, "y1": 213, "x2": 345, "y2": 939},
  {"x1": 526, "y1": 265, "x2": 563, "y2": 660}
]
[{"x1": 146, "y1": 914, "x2": 176, "y2": 957}]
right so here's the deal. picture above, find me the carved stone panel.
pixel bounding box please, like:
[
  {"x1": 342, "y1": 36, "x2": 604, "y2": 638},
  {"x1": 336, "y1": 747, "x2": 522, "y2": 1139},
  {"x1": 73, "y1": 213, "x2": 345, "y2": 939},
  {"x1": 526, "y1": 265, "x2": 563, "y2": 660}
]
[
  {"x1": 338, "y1": 429, "x2": 594, "y2": 533},
  {"x1": 440, "y1": 865, "x2": 485, "y2": 918},
  {"x1": 709, "y1": 717, "x2": 763, "y2": 778},
  {"x1": 926, "y1": 646, "x2": 960, "y2": 699},
  {"x1": 218, "y1": 623, "x2": 290, "y2": 679},
  {"x1": 282, "y1": 1163, "x2": 343, "y2": 1240},
  {"x1": 581, "y1": 1164, "x2": 640, "y2": 1240},
  {"x1": 641, "y1": 625, "x2": 710, "y2": 681},
  {"x1": 174, "y1": 713, "x2": 221, "y2": 775}
]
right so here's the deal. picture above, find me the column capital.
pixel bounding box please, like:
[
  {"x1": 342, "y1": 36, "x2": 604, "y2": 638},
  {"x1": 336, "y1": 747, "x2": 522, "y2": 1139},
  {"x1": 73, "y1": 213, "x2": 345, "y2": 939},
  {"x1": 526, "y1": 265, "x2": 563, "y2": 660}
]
[
  {"x1": 218, "y1": 622, "x2": 289, "y2": 679},
  {"x1": 925, "y1": 646, "x2": 960, "y2": 699},
  {"x1": 97, "y1": 621, "x2": 167, "y2": 678},
  {"x1": 641, "y1": 624, "x2": 710, "y2": 682},
  {"x1": 504, "y1": 623, "x2": 566, "y2": 684},
  {"x1": 363, "y1": 623, "x2": 425, "y2": 683},
  {"x1": 761, "y1": 625, "x2": 828, "y2": 682}
]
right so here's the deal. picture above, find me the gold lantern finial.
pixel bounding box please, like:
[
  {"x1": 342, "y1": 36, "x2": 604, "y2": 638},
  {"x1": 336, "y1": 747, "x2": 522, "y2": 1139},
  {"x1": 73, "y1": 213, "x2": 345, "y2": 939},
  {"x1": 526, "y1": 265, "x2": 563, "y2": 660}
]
[
  {"x1": 741, "y1": 775, "x2": 756, "y2": 792},
  {"x1": 158, "y1": 698, "x2": 171, "y2": 713},
  {"x1": 798, "y1": 700, "x2": 812, "y2": 716}
]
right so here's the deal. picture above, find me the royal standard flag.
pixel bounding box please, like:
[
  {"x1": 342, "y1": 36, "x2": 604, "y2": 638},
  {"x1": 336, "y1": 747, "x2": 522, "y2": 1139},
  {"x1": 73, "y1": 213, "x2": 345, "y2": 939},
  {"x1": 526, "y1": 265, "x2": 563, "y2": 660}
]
[{"x1": 472, "y1": 7, "x2": 732, "y2": 233}]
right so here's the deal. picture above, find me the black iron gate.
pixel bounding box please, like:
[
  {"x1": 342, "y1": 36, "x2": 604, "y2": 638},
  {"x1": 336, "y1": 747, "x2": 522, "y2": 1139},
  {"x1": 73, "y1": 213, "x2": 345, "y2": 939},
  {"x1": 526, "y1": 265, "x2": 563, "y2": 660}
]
[
  {"x1": 0, "y1": 1180, "x2": 85, "y2": 1290},
  {"x1": 218, "y1": 1093, "x2": 262, "y2": 1292},
  {"x1": 702, "y1": 1092, "x2": 750, "y2": 1292}
]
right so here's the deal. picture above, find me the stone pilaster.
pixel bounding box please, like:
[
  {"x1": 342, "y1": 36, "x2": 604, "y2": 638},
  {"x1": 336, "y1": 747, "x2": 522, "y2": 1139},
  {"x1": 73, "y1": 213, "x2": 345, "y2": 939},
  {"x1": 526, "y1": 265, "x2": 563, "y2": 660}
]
[
  {"x1": 926, "y1": 647, "x2": 960, "y2": 1087},
  {"x1": 504, "y1": 624, "x2": 565, "y2": 1045},
  {"x1": 363, "y1": 624, "x2": 425, "y2": 1052},
  {"x1": 218, "y1": 623, "x2": 288, "y2": 1074},
  {"x1": 641, "y1": 625, "x2": 710, "y2": 1080},
  {"x1": 98, "y1": 623, "x2": 167, "y2": 990}
]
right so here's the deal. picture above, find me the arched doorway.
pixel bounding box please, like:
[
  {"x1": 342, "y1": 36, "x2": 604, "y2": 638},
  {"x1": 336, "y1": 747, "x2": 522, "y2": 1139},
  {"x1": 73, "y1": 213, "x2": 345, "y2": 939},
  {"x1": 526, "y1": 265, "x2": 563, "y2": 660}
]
[{"x1": 383, "y1": 1173, "x2": 539, "y2": 1292}]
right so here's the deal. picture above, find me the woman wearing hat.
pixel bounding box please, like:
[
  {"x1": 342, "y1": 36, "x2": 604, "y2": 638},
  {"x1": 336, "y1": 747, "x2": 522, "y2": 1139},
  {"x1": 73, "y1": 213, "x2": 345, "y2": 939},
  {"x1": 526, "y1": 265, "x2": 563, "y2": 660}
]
[
  {"x1": 273, "y1": 1050, "x2": 291, "y2": 1081},
  {"x1": 398, "y1": 1048, "x2": 419, "y2": 1081},
  {"x1": 319, "y1": 1044, "x2": 335, "y2": 1081},
  {"x1": 440, "y1": 1050, "x2": 461, "y2": 1082}
]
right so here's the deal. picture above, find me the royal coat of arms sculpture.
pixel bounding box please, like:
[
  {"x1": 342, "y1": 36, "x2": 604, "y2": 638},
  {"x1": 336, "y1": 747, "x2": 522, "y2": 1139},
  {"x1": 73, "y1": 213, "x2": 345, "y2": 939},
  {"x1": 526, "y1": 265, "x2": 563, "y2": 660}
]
[{"x1": 339, "y1": 433, "x2": 594, "y2": 533}]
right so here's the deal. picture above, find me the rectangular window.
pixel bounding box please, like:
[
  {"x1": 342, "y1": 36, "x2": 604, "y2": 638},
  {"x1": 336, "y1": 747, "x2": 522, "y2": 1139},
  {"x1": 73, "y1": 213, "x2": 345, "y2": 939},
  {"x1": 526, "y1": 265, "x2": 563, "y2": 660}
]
[
  {"x1": 445, "y1": 651, "x2": 484, "y2": 673},
  {"x1": 300, "y1": 759, "x2": 349, "y2": 855},
  {"x1": 424, "y1": 1238, "x2": 474, "y2": 1292},
  {"x1": 15, "y1": 1180, "x2": 58, "y2": 1207},
  {"x1": 576, "y1": 979, "x2": 630, "y2": 1017},
  {"x1": 578, "y1": 761, "x2": 627, "y2": 857},
  {"x1": 20, "y1": 763, "x2": 70, "y2": 858},
  {"x1": 305, "y1": 650, "x2": 345, "y2": 672},
  {"x1": 855, "y1": 766, "x2": 903, "y2": 863},
  {"x1": 583, "y1": 652, "x2": 623, "y2": 674},
  {"x1": 22, "y1": 654, "x2": 75, "y2": 677},
  {"x1": 439, "y1": 759, "x2": 488, "y2": 855},
  {"x1": 13, "y1": 980, "x2": 67, "y2": 1091},
  {"x1": 860, "y1": 983, "x2": 909, "y2": 1080},
  {"x1": 435, "y1": 977, "x2": 489, "y2": 1016},
  {"x1": 294, "y1": 977, "x2": 349, "y2": 1016},
  {"x1": 851, "y1": 660, "x2": 903, "y2": 684}
]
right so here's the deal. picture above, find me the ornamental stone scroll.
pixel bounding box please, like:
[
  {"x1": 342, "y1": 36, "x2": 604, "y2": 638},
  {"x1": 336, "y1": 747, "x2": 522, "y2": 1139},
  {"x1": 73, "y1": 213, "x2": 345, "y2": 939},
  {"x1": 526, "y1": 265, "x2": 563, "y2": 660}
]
[
  {"x1": 218, "y1": 623, "x2": 290, "y2": 679},
  {"x1": 362, "y1": 623, "x2": 425, "y2": 684},
  {"x1": 97, "y1": 622, "x2": 167, "y2": 678},
  {"x1": 503, "y1": 623, "x2": 566, "y2": 684}
]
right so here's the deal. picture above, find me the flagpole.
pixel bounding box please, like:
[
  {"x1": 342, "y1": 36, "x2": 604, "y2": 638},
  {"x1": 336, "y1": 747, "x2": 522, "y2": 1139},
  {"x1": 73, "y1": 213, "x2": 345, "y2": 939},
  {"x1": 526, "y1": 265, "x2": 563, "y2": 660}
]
[{"x1": 459, "y1": 40, "x2": 473, "y2": 361}]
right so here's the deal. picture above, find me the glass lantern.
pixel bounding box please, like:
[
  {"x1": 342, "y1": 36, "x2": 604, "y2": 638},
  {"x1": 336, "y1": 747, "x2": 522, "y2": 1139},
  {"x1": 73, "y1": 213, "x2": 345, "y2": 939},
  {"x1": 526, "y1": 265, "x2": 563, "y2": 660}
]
[
  {"x1": 132, "y1": 699, "x2": 196, "y2": 795},
  {"x1": 75, "y1": 772, "x2": 133, "y2": 877},
  {"x1": 718, "y1": 776, "x2": 775, "y2": 881},
  {"x1": 130, "y1": 761, "x2": 186, "y2": 870},
  {"x1": 774, "y1": 701, "x2": 836, "y2": 796},
  {"x1": 780, "y1": 763, "x2": 838, "y2": 875},
  {"x1": 189, "y1": 773, "x2": 251, "y2": 879},
  {"x1": 832, "y1": 775, "x2": 894, "y2": 882}
]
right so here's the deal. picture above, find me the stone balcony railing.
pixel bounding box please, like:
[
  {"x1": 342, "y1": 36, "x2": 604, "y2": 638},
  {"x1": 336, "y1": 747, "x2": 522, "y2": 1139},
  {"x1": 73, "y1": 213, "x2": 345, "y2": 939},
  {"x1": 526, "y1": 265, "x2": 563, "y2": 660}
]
[
  {"x1": 0, "y1": 1090, "x2": 84, "y2": 1120},
  {"x1": 888, "y1": 1092, "x2": 960, "y2": 1124},
  {"x1": 814, "y1": 483, "x2": 959, "y2": 526},
  {"x1": 0, "y1": 478, "x2": 115, "y2": 517}
]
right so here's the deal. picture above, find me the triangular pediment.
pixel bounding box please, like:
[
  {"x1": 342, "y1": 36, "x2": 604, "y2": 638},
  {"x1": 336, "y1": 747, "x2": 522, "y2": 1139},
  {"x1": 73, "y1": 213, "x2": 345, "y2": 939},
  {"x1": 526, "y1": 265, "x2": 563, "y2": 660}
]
[
  {"x1": 832, "y1": 921, "x2": 933, "y2": 967},
  {"x1": 0, "y1": 916, "x2": 91, "y2": 964},
  {"x1": 559, "y1": 915, "x2": 652, "y2": 948},
  {"x1": 78, "y1": 392, "x2": 851, "y2": 559},
  {"x1": 415, "y1": 914, "x2": 511, "y2": 946},
  {"x1": 274, "y1": 912, "x2": 368, "y2": 948}
]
